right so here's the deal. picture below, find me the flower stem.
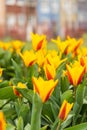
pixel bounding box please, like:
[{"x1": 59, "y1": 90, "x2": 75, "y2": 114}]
[
  {"x1": 31, "y1": 93, "x2": 43, "y2": 130},
  {"x1": 56, "y1": 121, "x2": 61, "y2": 130}
]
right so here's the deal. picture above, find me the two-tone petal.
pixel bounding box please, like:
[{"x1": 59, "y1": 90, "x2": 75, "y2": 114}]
[
  {"x1": 0, "y1": 111, "x2": 6, "y2": 130},
  {"x1": 19, "y1": 50, "x2": 37, "y2": 67},
  {"x1": 31, "y1": 33, "x2": 47, "y2": 51},
  {"x1": 66, "y1": 62, "x2": 85, "y2": 86},
  {"x1": 32, "y1": 77, "x2": 58, "y2": 102},
  {"x1": 58, "y1": 100, "x2": 73, "y2": 121},
  {"x1": 44, "y1": 63, "x2": 56, "y2": 80}
]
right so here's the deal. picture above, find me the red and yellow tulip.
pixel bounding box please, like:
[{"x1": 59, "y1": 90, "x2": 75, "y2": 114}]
[
  {"x1": 79, "y1": 56, "x2": 87, "y2": 73},
  {"x1": 66, "y1": 61, "x2": 85, "y2": 86},
  {"x1": 19, "y1": 50, "x2": 37, "y2": 67},
  {"x1": 0, "y1": 111, "x2": 6, "y2": 130},
  {"x1": 32, "y1": 76, "x2": 58, "y2": 102},
  {"x1": 58, "y1": 100, "x2": 73, "y2": 121},
  {"x1": 31, "y1": 33, "x2": 47, "y2": 51},
  {"x1": 45, "y1": 52, "x2": 67, "y2": 69},
  {"x1": 44, "y1": 63, "x2": 56, "y2": 80}
]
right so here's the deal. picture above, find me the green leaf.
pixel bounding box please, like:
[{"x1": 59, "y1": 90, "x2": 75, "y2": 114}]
[
  {"x1": 61, "y1": 114, "x2": 74, "y2": 129},
  {"x1": 17, "y1": 116, "x2": 24, "y2": 130},
  {"x1": 11, "y1": 59, "x2": 23, "y2": 79},
  {"x1": 0, "y1": 80, "x2": 9, "y2": 88},
  {"x1": 31, "y1": 93, "x2": 43, "y2": 130},
  {"x1": 24, "y1": 124, "x2": 31, "y2": 130},
  {"x1": 0, "y1": 86, "x2": 16, "y2": 99},
  {"x1": 42, "y1": 102, "x2": 55, "y2": 123},
  {"x1": 76, "y1": 84, "x2": 86, "y2": 105},
  {"x1": 64, "y1": 122, "x2": 87, "y2": 130},
  {"x1": 61, "y1": 77, "x2": 70, "y2": 92},
  {"x1": 56, "y1": 62, "x2": 66, "y2": 79},
  {"x1": 16, "y1": 88, "x2": 33, "y2": 103},
  {"x1": 61, "y1": 90, "x2": 74, "y2": 103},
  {"x1": 72, "y1": 84, "x2": 86, "y2": 124},
  {"x1": 6, "y1": 123, "x2": 15, "y2": 130},
  {"x1": 41, "y1": 125, "x2": 48, "y2": 130}
]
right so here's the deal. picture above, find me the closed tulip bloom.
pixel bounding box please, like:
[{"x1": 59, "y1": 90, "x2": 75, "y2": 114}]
[
  {"x1": 58, "y1": 100, "x2": 73, "y2": 121},
  {"x1": 19, "y1": 50, "x2": 37, "y2": 67},
  {"x1": 66, "y1": 62, "x2": 85, "y2": 86},
  {"x1": 32, "y1": 77, "x2": 58, "y2": 102},
  {"x1": 44, "y1": 63, "x2": 56, "y2": 80},
  {"x1": 0, "y1": 111, "x2": 6, "y2": 130},
  {"x1": 31, "y1": 33, "x2": 47, "y2": 51},
  {"x1": 80, "y1": 56, "x2": 87, "y2": 73}
]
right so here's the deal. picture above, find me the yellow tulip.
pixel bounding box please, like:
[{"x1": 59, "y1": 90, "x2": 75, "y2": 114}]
[
  {"x1": 58, "y1": 100, "x2": 73, "y2": 121},
  {"x1": 12, "y1": 40, "x2": 24, "y2": 53},
  {"x1": 32, "y1": 77, "x2": 58, "y2": 102},
  {"x1": 0, "y1": 111, "x2": 6, "y2": 130},
  {"x1": 31, "y1": 33, "x2": 47, "y2": 51},
  {"x1": 66, "y1": 62, "x2": 85, "y2": 86},
  {"x1": 19, "y1": 50, "x2": 37, "y2": 67}
]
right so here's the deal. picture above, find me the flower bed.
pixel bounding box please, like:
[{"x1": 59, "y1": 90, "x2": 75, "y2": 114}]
[{"x1": 0, "y1": 34, "x2": 87, "y2": 130}]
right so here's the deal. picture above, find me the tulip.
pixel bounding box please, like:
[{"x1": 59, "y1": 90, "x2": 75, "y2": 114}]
[
  {"x1": 45, "y1": 53, "x2": 67, "y2": 69},
  {"x1": 51, "y1": 36, "x2": 69, "y2": 54},
  {"x1": 0, "y1": 111, "x2": 6, "y2": 130},
  {"x1": 0, "y1": 68, "x2": 3, "y2": 77},
  {"x1": 12, "y1": 40, "x2": 24, "y2": 53},
  {"x1": 66, "y1": 62, "x2": 85, "y2": 86},
  {"x1": 32, "y1": 76, "x2": 58, "y2": 102},
  {"x1": 36, "y1": 49, "x2": 46, "y2": 67},
  {"x1": 80, "y1": 56, "x2": 87, "y2": 73},
  {"x1": 19, "y1": 50, "x2": 37, "y2": 67},
  {"x1": 31, "y1": 33, "x2": 47, "y2": 51},
  {"x1": 44, "y1": 63, "x2": 56, "y2": 80},
  {"x1": 31, "y1": 77, "x2": 58, "y2": 130},
  {"x1": 58, "y1": 100, "x2": 73, "y2": 121}
]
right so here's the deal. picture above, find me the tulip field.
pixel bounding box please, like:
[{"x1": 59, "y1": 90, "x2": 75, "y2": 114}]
[{"x1": 0, "y1": 33, "x2": 87, "y2": 130}]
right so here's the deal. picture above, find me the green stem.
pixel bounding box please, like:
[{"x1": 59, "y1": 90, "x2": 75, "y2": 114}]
[
  {"x1": 31, "y1": 93, "x2": 43, "y2": 130},
  {"x1": 56, "y1": 121, "x2": 61, "y2": 130}
]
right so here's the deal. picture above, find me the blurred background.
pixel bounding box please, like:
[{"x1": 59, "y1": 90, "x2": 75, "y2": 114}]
[{"x1": 0, "y1": 0, "x2": 87, "y2": 41}]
